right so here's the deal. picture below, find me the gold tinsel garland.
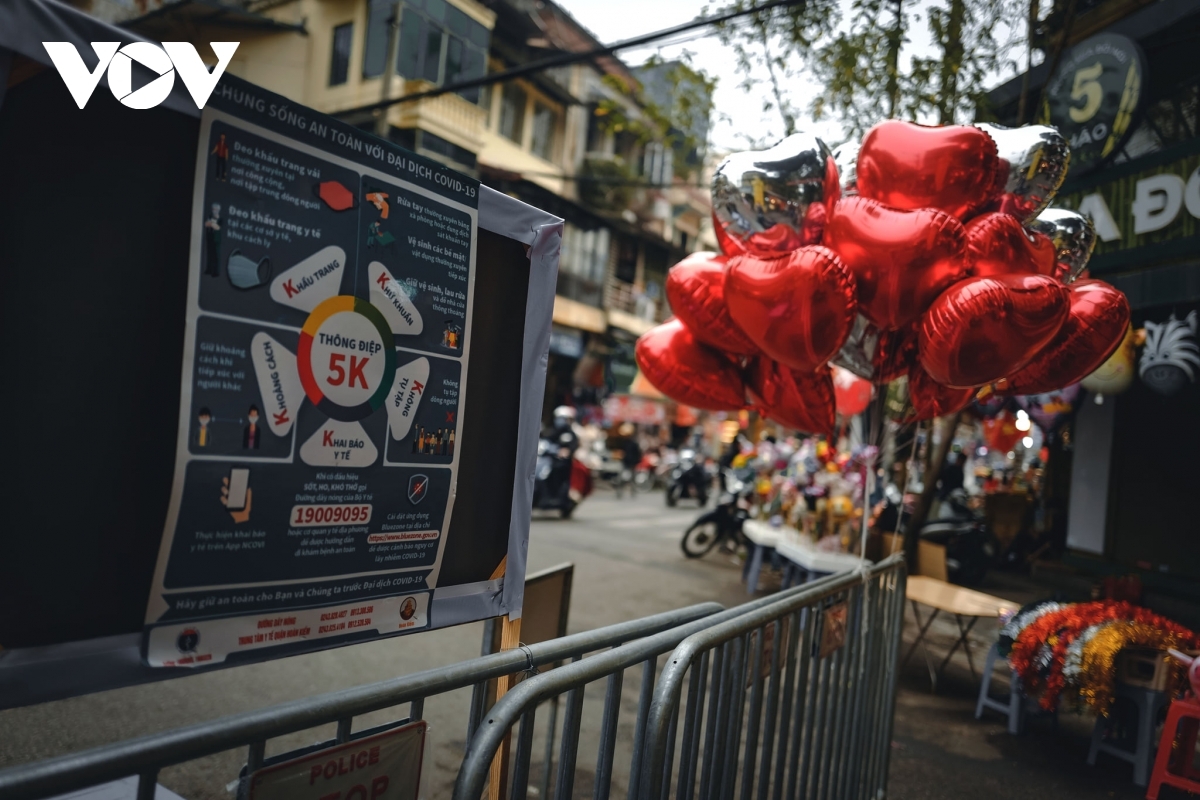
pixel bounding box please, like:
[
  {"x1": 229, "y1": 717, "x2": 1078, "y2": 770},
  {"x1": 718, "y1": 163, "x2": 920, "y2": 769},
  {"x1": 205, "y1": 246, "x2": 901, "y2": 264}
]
[{"x1": 1077, "y1": 621, "x2": 1190, "y2": 715}]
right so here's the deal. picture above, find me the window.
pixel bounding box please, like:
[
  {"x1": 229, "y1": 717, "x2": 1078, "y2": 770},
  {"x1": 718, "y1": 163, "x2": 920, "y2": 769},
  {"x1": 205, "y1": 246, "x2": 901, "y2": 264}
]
[
  {"x1": 530, "y1": 101, "x2": 557, "y2": 161},
  {"x1": 499, "y1": 83, "x2": 527, "y2": 144},
  {"x1": 391, "y1": 0, "x2": 488, "y2": 100},
  {"x1": 362, "y1": 0, "x2": 391, "y2": 78},
  {"x1": 396, "y1": 8, "x2": 423, "y2": 79},
  {"x1": 329, "y1": 23, "x2": 353, "y2": 86},
  {"x1": 420, "y1": 25, "x2": 443, "y2": 82}
]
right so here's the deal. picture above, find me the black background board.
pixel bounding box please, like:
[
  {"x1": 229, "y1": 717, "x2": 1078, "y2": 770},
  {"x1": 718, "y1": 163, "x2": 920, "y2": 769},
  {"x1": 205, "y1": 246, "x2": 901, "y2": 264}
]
[
  {"x1": 0, "y1": 71, "x2": 528, "y2": 651},
  {"x1": 1109, "y1": 301, "x2": 1200, "y2": 580}
]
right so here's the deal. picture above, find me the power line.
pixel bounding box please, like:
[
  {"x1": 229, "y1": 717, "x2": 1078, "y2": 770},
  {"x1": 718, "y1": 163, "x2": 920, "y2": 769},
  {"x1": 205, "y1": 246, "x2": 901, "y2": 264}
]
[{"x1": 332, "y1": 0, "x2": 807, "y2": 120}]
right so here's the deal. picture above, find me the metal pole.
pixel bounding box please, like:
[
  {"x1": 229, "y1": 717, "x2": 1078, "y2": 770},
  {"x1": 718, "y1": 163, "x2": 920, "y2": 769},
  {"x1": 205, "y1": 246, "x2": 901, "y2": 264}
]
[{"x1": 374, "y1": 1, "x2": 403, "y2": 139}]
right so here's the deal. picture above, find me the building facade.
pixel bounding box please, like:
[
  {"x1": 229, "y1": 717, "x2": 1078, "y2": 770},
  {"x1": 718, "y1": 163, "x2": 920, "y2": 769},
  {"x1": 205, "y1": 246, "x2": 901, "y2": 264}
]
[
  {"x1": 80, "y1": 0, "x2": 713, "y2": 422},
  {"x1": 986, "y1": 0, "x2": 1200, "y2": 593}
]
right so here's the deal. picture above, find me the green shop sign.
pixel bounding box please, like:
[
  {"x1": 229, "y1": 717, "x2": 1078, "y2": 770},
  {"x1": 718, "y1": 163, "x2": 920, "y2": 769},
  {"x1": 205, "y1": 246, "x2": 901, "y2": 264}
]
[{"x1": 1057, "y1": 137, "x2": 1200, "y2": 274}]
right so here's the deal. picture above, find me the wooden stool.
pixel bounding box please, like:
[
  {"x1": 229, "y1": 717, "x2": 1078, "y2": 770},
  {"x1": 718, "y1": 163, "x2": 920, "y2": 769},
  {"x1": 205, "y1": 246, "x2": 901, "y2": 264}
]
[
  {"x1": 1146, "y1": 694, "x2": 1200, "y2": 799},
  {"x1": 1087, "y1": 684, "x2": 1168, "y2": 787}
]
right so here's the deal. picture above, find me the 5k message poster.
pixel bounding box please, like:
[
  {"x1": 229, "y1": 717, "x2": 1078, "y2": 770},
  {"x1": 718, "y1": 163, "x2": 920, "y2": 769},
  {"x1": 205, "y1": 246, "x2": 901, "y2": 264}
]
[{"x1": 144, "y1": 80, "x2": 481, "y2": 666}]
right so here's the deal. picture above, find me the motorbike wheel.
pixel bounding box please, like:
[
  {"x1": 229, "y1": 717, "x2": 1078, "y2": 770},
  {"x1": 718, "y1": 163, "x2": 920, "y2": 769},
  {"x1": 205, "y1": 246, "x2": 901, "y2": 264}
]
[
  {"x1": 682, "y1": 521, "x2": 722, "y2": 558},
  {"x1": 666, "y1": 485, "x2": 679, "y2": 507},
  {"x1": 560, "y1": 499, "x2": 576, "y2": 519}
]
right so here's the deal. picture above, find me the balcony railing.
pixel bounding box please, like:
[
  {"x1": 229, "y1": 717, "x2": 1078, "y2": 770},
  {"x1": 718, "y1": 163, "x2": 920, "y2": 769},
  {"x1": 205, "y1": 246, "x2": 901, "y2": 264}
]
[
  {"x1": 556, "y1": 272, "x2": 604, "y2": 309},
  {"x1": 604, "y1": 278, "x2": 661, "y2": 322},
  {"x1": 393, "y1": 79, "x2": 487, "y2": 152}
]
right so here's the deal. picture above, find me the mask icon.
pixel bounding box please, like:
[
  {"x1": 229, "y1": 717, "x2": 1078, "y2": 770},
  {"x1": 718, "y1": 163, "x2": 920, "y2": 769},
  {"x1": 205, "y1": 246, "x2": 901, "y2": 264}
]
[{"x1": 227, "y1": 251, "x2": 271, "y2": 290}]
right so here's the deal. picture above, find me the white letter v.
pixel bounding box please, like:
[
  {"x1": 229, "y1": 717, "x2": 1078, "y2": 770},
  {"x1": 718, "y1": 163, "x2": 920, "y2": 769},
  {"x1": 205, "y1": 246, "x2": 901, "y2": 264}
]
[
  {"x1": 42, "y1": 42, "x2": 121, "y2": 109},
  {"x1": 163, "y1": 42, "x2": 240, "y2": 109}
]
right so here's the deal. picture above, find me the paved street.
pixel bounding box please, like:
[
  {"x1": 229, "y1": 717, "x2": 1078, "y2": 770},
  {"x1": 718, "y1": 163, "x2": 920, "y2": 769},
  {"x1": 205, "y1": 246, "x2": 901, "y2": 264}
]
[
  {"x1": 0, "y1": 488, "x2": 1158, "y2": 799},
  {"x1": 0, "y1": 488, "x2": 751, "y2": 799}
]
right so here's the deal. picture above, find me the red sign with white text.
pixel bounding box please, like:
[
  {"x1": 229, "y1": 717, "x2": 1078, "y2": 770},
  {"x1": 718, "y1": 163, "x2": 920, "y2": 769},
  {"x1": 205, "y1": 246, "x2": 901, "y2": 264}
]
[{"x1": 248, "y1": 720, "x2": 425, "y2": 800}]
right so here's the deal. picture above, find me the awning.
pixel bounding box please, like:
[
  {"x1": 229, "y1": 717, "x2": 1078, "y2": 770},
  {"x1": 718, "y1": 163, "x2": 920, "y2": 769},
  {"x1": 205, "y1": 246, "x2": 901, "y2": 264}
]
[
  {"x1": 552, "y1": 294, "x2": 607, "y2": 333},
  {"x1": 607, "y1": 308, "x2": 656, "y2": 337},
  {"x1": 0, "y1": 0, "x2": 202, "y2": 116},
  {"x1": 124, "y1": 0, "x2": 308, "y2": 36}
]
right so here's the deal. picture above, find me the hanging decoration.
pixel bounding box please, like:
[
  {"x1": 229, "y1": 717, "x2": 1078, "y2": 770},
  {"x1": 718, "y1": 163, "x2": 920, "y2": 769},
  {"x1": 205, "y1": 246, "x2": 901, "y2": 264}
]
[
  {"x1": 1003, "y1": 601, "x2": 1198, "y2": 714},
  {"x1": 634, "y1": 116, "x2": 1128, "y2": 433},
  {"x1": 1081, "y1": 324, "x2": 1141, "y2": 400},
  {"x1": 1139, "y1": 311, "x2": 1200, "y2": 397}
]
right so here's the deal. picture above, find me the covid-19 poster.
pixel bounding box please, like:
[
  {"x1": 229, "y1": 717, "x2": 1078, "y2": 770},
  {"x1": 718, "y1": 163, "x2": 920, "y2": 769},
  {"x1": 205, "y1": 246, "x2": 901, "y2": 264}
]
[{"x1": 144, "y1": 82, "x2": 481, "y2": 667}]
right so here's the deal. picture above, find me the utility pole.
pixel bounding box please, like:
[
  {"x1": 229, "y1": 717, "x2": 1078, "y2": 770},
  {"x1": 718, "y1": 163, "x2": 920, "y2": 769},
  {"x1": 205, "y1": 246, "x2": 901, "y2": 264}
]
[
  {"x1": 885, "y1": 0, "x2": 903, "y2": 118},
  {"x1": 1016, "y1": 0, "x2": 1040, "y2": 124},
  {"x1": 375, "y1": 1, "x2": 403, "y2": 139}
]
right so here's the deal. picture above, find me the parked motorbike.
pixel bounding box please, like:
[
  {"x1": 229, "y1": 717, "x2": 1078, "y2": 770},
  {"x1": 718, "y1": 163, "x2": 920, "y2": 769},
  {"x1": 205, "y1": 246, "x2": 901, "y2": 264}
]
[
  {"x1": 681, "y1": 468, "x2": 754, "y2": 558},
  {"x1": 919, "y1": 489, "x2": 995, "y2": 585},
  {"x1": 532, "y1": 432, "x2": 590, "y2": 518},
  {"x1": 633, "y1": 451, "x2": 660, "y2": 491},
  {"x1": 666, "y1": 448, "x2": 711, "y2": 507}
]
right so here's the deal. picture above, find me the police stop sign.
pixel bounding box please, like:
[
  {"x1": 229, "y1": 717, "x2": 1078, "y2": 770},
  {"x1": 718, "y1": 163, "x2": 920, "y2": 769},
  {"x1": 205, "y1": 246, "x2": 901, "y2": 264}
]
[{"x1": 248, "y1": 720, "x2": 425, "y2": 800}]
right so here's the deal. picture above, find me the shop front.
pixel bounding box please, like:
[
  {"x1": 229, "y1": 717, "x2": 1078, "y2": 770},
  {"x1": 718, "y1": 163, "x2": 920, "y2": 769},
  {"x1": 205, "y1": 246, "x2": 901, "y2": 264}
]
[{"x1": 981, "y1": 0, "x2": 1200, "y2": 593}]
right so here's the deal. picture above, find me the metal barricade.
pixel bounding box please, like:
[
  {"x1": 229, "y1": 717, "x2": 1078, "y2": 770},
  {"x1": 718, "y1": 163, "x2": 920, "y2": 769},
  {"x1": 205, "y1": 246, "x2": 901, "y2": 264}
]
[
  {"x1": 0, "y1": 603, "x2": 722, "y2": 800},
  {"x1": 451, "y1": 561, "x2": 905, "y2": 800},
  {"x1": 641, "y1": 556, "x2": 907, "y2": 800}
]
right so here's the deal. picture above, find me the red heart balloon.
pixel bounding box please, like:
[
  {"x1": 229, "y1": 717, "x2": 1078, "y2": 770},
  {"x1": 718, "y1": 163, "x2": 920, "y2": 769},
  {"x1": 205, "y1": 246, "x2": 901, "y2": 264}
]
[
  {"x1": 918, "y1": 274, "x2": 1070, "y2": 388},
  {"x1": 965, "y1": 213, "x2": 1057, "y2": 279},
  {"x1": 746, "y1": 357, "x2": 835, "y2": 435},
  {"x1": 725, "y1": 246, "x2": 857, "y2": 373},
  {"x1": 635, "y1": 320, "x2": 746, "y2": 410},
  {"x1": 876, "y1": 326, "x2": 919, "y2": 383},
  {"x1": 823, "y1": 196, "x2": 968, "y2": 331},
  {"x1": 664, "y1": 252, "x2": 759, "y2": 355},
  {"x1": 999, "y1": 280, "x2": 1131, "y2": 395},
  {"x1": 713, "y1": 211, "x2": 746, "y2": 257},
  {"x1": 908, "y1": 363, "x2": 976, "y2": 421},
  {"x1": 857, "y1": 120, "x2": 999, "y2": 219}
]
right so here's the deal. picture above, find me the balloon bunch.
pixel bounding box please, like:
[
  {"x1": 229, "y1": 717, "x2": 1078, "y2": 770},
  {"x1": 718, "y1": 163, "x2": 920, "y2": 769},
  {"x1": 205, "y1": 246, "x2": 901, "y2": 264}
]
[{"x1": 635, "y1": 120, "x2": 1132, "y2": 434}]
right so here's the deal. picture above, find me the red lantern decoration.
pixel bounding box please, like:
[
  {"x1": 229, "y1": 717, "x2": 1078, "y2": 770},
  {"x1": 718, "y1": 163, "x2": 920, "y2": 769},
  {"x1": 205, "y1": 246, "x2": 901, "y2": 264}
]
[
  {"x1": 832, "y1": 365, "x2": 872, "y2": 416},
  {"x1": 982, "y1": 410, "x2": 1023, "y2": 453}
]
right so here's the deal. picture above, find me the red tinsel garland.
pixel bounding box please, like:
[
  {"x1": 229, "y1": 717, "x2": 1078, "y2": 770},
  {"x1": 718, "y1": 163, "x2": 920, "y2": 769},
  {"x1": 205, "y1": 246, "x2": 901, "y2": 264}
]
[{"x1": 1009, "y1": 601, "x2": 1198, "y2": 710}]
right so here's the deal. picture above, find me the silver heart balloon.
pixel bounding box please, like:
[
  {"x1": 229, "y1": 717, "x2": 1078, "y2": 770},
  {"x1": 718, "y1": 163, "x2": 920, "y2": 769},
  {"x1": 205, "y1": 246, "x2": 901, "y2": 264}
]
[
  {"x1": 831, "y1": 314, "x2": 878, "y2": 380},
  {"x1": 1027, "y1": 207, "x2": 1097, "y2": 283},
  {"x1": 976, "y1": 122, "x2": 1070, "y2": 222},
  {"x1": 711, "y1": 133, "x2": 837, "y2": 257},
  {"x1": 832, "y1": 140, "x2": 860, "y2": 196}
]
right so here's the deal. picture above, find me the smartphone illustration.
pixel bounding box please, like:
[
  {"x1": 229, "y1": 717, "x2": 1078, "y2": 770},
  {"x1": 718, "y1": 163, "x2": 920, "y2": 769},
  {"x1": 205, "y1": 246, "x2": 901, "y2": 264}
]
[{"x1": 226, "y1": 468, "x2": 250, "y2": 511}]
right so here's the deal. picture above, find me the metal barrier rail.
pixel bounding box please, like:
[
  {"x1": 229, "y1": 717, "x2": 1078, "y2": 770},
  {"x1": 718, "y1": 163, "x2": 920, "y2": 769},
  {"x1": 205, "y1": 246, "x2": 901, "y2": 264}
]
[
  {"x1": 642, "y1": 556, "x2": 907, "y2": 800},
  {"x1": 0, "y1": 603, "x2": 723, "y2": 800},
  {"x1": 451, "y1": 566, "x2": 894, "y2": 800}
]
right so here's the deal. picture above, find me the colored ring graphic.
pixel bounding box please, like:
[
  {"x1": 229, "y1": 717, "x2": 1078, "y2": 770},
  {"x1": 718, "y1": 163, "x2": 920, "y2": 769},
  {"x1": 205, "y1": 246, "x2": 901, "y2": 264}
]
[{"x1": 298, "y1": 295, "x2": 396, "y2": 421}]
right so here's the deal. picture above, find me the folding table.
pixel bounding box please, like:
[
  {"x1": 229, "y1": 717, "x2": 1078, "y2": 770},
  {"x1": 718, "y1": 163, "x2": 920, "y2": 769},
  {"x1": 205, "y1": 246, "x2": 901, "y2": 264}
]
[
  {"x1": 740, "y1": 520, "x2": 782, "y2": 594},
  {"x1": 902, "y1": 575, "x2": 1018, "y2": 691}
]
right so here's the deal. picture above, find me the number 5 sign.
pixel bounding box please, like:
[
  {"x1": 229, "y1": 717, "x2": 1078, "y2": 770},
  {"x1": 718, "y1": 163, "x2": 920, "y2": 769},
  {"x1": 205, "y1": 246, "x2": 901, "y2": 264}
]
[
  {"x1": 298, "y1": 295, "x2": 397, "y2": 421},
  {"x1": 1046, "y1": 32, "x2": 1147, "y2": 174}
]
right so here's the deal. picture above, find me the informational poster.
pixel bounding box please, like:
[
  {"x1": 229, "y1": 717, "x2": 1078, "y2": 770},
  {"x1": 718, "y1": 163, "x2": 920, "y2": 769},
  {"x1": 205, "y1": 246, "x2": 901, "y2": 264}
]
[
  {"x1": 248, "y1": 721, "x2": 425, "y2": 800},
  {"x1": 144, "y1": 80, "x2": 481, "y2": 666}
]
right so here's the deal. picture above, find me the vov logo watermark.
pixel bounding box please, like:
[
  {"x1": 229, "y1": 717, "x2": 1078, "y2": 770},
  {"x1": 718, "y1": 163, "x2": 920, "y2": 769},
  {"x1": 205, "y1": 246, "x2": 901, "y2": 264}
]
[{"x1": 42, "y1": 42, "x2": 239, "y2": 110}]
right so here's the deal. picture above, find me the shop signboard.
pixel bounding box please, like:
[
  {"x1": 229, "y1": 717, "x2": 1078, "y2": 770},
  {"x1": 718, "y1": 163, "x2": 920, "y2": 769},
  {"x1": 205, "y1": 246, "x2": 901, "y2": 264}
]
[
  {"x1": 1057, "y1": 137, "x2": 1200, "y2": 273},
  {"x1": 603, "y1": 394, "x2": 666, "y2": 425},
  {"x1": 548, "y1": 325, "x2": 585, "y2": 358},
  {"x1": 1045, "y1": 33, "x2": 1147, "y2": 174},
  {"x1": 0, "y1": 60, "x2": 559, "y2": 705}
]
